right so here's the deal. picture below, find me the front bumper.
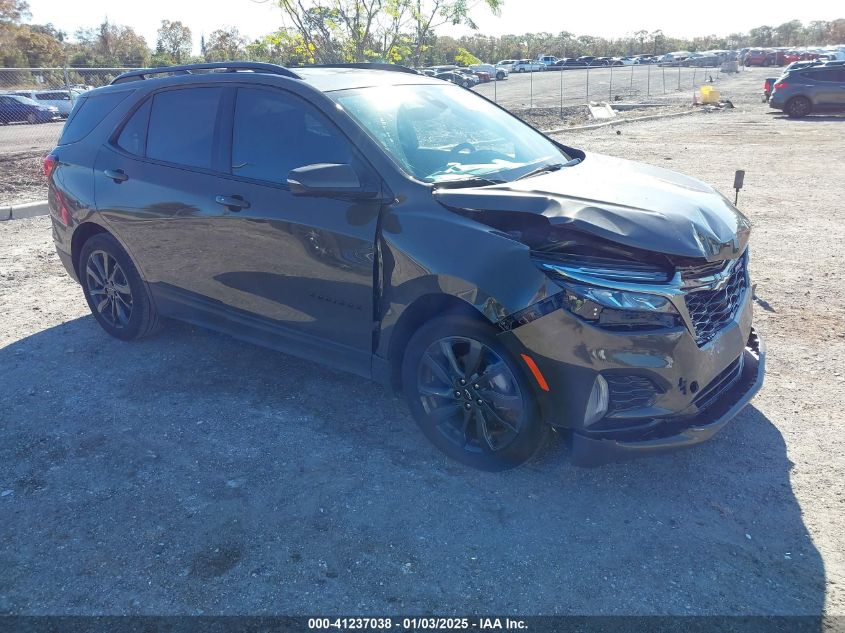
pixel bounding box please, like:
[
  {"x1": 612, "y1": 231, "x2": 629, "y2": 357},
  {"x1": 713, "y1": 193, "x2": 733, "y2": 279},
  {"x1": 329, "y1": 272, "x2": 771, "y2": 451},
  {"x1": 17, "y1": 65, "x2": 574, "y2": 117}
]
[
  {"x1": 569, "y1": 329, "x2": 764, "y2": 466},
  {"x1": 498, "y1": 275, "x2": 764, "y2": 465}
]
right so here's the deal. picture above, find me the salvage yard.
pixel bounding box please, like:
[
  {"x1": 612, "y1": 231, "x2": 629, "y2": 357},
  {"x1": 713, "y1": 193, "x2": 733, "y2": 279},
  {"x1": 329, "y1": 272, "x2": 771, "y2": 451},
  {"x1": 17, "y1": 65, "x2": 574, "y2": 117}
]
[{"x1": 0, "y1": 69, "x2": 844, "y2": 617}]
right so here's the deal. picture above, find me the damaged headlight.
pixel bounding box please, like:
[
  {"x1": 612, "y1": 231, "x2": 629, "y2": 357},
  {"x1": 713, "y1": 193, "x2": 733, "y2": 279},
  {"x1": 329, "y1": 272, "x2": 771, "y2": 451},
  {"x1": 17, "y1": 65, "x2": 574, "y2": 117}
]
[
  {"x1": 563, "y1": 284, "x2": 681, "y2": 330},
  {"x1": 535, "y1": 260, "x2": 682, "y2": 331}
]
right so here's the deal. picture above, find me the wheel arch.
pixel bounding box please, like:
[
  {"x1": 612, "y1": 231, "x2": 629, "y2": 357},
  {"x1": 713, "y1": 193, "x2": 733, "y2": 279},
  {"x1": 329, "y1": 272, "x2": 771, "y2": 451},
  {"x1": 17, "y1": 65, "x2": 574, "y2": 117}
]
[
  {"x1": 71, "y1": 221, "x2": 110, "y2": 278},
  {"x1": 383, "y1": 293, "x2": 489, "y2": 391}
]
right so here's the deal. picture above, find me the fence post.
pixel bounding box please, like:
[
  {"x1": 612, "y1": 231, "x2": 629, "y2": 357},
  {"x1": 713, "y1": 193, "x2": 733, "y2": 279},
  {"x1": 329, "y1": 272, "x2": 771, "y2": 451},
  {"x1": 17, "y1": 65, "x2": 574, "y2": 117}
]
[
  {"x1": 662, "y1": 65, "x2": 666, "y2": 93},
  {"x1": 647, "y1": 63, "x2": 651, "y2": 97},
  {"x1": 530, "y1": 69, "x2": 533, "y2": 111},
  {"x1": 630, "y1": 63, "x2": 634, "y2": 94},
  {"x1": 494, "y1": 75, "x2": 497, "y2": 103},
  {"x1": 677, "y1": 63, "x2": 681, "y2": 91},
  {"x1": 559, "y1": 66, "x2": 563, "y2": 117},
  {"x1": 586, "y1": 65, "x2": 590, "y2": 103},
  {"x1": 609, "y1": 63, "x2": 613, "y2": 101}
]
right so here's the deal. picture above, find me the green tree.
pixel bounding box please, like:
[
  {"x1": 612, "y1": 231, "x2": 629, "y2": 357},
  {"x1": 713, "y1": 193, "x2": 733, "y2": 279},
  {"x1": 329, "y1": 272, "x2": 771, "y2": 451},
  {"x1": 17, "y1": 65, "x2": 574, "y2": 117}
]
[
  {"x1": 204, "y1": 26, "x2": 247, "y2": 61},
  {"x1": 156, "y1": 19, "x2": 192, "y2": 64}
]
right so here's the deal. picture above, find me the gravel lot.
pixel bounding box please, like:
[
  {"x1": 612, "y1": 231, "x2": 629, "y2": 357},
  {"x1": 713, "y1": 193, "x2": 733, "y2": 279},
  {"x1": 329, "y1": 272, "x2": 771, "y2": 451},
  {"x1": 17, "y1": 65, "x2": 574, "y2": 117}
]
[{"x1": 0, "y1": 69, "x2": 843, "y2": 618}]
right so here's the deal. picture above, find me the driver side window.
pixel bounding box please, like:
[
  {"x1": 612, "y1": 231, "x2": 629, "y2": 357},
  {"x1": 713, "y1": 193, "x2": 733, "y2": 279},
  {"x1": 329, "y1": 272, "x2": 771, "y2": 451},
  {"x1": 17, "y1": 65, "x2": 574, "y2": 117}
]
[{"x1": 231, "y1": 88, "x2": 353, "y2": 184}]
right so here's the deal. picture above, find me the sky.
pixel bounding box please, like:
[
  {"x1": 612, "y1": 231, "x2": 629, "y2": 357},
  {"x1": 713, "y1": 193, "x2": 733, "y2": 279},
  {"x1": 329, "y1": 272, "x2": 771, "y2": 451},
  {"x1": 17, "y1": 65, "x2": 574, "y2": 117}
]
[{"x1": 25, "y1": 0, "x2": 844, "y2": 55}]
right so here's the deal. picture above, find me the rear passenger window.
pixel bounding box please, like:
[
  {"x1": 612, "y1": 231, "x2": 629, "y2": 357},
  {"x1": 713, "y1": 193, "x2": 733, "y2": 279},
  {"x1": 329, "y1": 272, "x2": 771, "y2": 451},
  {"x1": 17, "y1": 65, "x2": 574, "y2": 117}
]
[
  {"x1": 116, "y1": 98, "x2": 152, "y2": 156},
  {"x1": 146, "y1": 87, "x2": 223, "y2": 170},
  {"x1": 58, "y1": 90, "x2": 132, "y2": 145},
  {"x1": 231, "y1": 87, "x2": 352, "y2": 184}
]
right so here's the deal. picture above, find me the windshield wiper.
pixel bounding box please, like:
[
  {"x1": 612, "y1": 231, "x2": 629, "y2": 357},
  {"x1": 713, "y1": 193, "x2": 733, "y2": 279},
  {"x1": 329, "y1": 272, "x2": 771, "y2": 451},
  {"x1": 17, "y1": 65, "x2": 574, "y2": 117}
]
[
  {"x1": 432, "y1": 176, "x2": 506, "y2": 189},
  {"x1": 515, "y1": 158, "x2": 581, "y2": 181}
]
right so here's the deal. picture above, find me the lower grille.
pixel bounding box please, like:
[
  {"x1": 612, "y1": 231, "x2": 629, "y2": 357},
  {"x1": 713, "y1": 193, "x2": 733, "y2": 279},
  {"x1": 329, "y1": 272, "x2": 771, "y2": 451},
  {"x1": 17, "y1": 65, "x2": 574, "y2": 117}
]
[
  {"x1": 693, "y1": 355, "x2": 744, "y2": 411},
  {"x1": 684, "y1": 253, "x2": 748, "y2": 346},
  {"x1": 606, "y1": 374, "x2": 659, "y2": 413}
]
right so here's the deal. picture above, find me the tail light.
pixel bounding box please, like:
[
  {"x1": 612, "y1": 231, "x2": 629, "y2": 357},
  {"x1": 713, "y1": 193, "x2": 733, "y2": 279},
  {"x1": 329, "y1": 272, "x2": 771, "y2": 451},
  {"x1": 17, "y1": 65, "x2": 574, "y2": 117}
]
[
  {"x1": 43, "y1": 153, "x2": 70, "y2": 226},
  {"x1": 774, "y1": 82, "x2": 788, "y2": 90},
  {"x1": 43, "y1": 153, "x2": 58, "y2": 179}
]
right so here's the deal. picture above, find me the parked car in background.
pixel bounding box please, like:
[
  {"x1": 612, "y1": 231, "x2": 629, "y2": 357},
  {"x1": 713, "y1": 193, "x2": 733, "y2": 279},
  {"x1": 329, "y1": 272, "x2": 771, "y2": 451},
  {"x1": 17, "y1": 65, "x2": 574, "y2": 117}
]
[
  {"x1": 9, "y1": 89, "x2": 78, "y2": 117},
  {"x1": 763, "y1": 77, "x2": 778, "y2": 101},
  {"x1": 0, "y1": 93, "x2": 59, "y2": 124},
  {"x1": 687, "y1": 54, "x2": 721, "y2": 67},
  {"x1": 764, "y1": 50, "x2": 788, "y2": 66},
  {"x1": 551, "y1": 58, "x2": 587, "y2": 70},
  {"x1": 536, "y1": 55, "x2": 559, "y2": 67},
  {"x1": 576, "y1": 56, "x2": 596, "y2": 65},
  {"x1": 496, "y1": 60, "x2": 518, "y2": 72},
  {"x1": 471, "y1": 70, "x2": 492, "y2": 83},
  {"x1": 743, "y1": 49, "x2": 770, "y2": 66},
  {"x1": 435, "y1": 71, "x2": 475, "y2": 88},
  {"x1": 513, "y1": 59, "x2": 545, "y2": 73},
  {"x1": 469, "y1": 63, "x2": 508, "y2": 80},
  {"x1": 589, "y1": 57, "x2": 612, "y2": 66},
  {"x1": 453, "y1": 68, "x2": 481, "y2": 85},
  {"x1": 769, "y1": 65, "x2": 845, "y2": 117},
  {"x1": 611, "y1": 56, "x2": 636, "y2": 66}
]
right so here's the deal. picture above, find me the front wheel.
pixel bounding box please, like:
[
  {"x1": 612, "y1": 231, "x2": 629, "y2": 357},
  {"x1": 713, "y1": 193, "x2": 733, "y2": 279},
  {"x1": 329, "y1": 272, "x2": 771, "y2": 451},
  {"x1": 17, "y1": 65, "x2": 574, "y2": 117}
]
[
  {"x1": 79, "y1": 233, "x2": 162, "y2": 341},
  {"x1": 402, "y1": 315, "x2": 548, "y2": 471},
  {"x1": 785, "y1": 96, "x2": 811, "y2": 118},
  {"x1": 496, "y1": 71, "x2": 505, "y2": 80}
]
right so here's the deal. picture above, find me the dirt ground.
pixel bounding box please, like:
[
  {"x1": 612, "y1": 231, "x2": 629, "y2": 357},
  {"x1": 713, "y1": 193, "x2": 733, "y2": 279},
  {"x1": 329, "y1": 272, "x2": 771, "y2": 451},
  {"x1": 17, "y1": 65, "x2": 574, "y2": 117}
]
[{"x1": 0, "y1": 69, "x2": 843, "y2": 619}]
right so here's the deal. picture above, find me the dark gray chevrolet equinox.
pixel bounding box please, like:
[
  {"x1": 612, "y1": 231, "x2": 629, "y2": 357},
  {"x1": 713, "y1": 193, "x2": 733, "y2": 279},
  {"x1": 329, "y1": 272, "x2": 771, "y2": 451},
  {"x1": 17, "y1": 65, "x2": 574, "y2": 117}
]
[{"x1": 47, "y1": 62, "x2": 765, "y2": 470}]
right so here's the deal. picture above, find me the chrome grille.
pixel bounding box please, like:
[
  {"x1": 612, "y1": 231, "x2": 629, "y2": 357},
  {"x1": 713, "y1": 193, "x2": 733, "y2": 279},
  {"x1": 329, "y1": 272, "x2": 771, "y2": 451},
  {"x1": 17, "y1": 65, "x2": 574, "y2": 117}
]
[{"x1": 684, "y1": 253, "x2": 748, "y2": 346}]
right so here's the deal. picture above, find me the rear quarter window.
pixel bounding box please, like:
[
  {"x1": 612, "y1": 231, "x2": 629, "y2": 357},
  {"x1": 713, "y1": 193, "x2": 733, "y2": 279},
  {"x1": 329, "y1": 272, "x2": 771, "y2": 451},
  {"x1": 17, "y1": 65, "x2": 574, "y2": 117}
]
[{"x1": 58, "y1": 90, "x2": 132, "y2": 145}]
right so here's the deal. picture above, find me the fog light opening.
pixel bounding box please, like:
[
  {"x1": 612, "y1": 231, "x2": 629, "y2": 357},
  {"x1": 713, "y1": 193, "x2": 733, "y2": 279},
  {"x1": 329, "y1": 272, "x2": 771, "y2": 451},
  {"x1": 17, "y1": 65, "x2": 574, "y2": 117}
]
[{"x1": 584, "y1": 375, "x2": 609, "y2": 427}]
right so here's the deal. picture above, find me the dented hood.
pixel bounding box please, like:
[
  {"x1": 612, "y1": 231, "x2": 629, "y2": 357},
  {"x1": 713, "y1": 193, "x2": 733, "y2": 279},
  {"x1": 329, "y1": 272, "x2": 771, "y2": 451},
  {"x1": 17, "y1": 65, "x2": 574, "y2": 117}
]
[{"x1": 432, "y1": 152, "x2": 751, "y2": 260}]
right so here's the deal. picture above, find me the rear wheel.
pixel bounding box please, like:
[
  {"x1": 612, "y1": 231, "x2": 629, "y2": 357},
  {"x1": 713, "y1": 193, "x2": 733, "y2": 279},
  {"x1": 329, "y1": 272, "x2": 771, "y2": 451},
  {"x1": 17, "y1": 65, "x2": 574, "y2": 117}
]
[
  {"x1": 785, "y1": 96, "x2": 811, "y2": 118},
  {"x1": 79, "y1": 233, "x2": 161, "y2": 341},
  {"x1": 402, "y1": 315, "x2": 548, "y2": 471},
  {"x1": 496, "y1": 71, "x2": 505, "y2": 80}
]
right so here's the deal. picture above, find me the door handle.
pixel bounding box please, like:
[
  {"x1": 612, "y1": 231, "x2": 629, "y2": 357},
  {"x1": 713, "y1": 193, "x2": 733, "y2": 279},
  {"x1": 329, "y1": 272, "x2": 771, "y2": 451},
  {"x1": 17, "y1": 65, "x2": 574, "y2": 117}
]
[
  {"x1": 104, "y1": 168, "x2": 128, "y2": 183},
  {"x1": 215, "y1": 194, "x2": 250, "y2": 211}
]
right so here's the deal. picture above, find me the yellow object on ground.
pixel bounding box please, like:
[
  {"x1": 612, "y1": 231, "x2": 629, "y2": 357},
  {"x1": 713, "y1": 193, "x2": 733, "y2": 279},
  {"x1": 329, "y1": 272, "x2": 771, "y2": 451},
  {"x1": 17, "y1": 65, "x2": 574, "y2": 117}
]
[{"x1": 700, "y1": 85, "x2": 720, "y2": 104}]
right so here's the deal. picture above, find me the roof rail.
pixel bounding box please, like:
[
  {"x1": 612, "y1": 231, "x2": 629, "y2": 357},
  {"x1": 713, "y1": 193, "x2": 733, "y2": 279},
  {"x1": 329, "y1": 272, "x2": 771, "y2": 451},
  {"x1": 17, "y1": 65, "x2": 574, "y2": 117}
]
[
  {"x1": 304, "y1": 63, "x2": 419, "y2": 75},
  {"x1": 110, "y1": 62, "x2": 301, "y2": 85}
]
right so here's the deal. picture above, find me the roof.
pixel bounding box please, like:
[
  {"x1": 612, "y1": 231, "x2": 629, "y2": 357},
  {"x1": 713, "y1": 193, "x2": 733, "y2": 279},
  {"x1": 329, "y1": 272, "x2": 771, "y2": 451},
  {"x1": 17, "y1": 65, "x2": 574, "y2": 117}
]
[{"x1": 106, "y1": 61, "x2": 441, "y2": 94}]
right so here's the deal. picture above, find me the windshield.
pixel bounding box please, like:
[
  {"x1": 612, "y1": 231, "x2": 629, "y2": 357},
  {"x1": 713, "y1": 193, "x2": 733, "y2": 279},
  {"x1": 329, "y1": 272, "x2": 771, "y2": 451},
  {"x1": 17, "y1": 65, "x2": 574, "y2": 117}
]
[{"x1": 332, "y1": 83, "x2": 569, "y2": 184}]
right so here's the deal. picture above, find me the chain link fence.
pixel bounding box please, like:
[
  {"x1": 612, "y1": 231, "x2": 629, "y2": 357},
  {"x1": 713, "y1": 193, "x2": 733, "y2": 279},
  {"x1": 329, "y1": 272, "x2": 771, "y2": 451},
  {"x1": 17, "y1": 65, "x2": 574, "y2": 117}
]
[
  {"x1": 1, "y1": 63, "x2": 731, "y2": 207},
  {"x1": 1, "y1": 68, "x2": 137, "y2": 207},
  {"x1": 477, "y1": 62, "x2": 726, "y2": 113}
]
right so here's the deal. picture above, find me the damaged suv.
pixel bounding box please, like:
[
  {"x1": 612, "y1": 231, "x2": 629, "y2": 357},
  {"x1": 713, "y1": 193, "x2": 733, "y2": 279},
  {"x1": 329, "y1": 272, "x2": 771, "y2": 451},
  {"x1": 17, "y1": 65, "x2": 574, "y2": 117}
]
[{"x1": 48, "y1": 62, "x2": 764, "y2": 470}]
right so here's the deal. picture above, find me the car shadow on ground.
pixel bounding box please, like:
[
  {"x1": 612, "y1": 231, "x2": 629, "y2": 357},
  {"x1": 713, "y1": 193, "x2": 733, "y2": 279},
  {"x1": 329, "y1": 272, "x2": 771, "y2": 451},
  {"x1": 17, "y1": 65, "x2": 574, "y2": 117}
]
[
  {"x1": 767, "y1": 112, "x2": 845, "y2": 122},
  {"x1": 0, "y1": 315, "x2": 826, "y2": 620}
]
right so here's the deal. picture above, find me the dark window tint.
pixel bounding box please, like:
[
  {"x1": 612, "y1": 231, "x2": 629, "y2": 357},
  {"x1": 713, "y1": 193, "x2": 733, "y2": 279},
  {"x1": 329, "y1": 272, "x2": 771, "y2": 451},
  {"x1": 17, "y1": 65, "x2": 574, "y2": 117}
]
[
  {"x1": 116, "y1": 98, "x2": 152, "y2": 156},
  {"x1": 58, "y1": 90, "x2": 132, "y2": 145},
  {"x1": 37, "y1": 92, "x2": 70, "y2": 100},
  {"x1": 146, "y1": 87, "x2": 223, "y2": 169},
  {"x1": 231, "y1": 87, "x2": 353, "y2": 184}
]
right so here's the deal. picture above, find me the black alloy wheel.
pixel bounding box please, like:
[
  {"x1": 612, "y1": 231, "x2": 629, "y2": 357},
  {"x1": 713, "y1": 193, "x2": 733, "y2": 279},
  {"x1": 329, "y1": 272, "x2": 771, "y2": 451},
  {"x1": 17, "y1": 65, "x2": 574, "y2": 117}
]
[
  {"x1": 79, "y1": 233, "x2": 162, "y2": 341},
  {"x1": 402, "y1": 315, "x2": 548, "y2": 470},
  {"x1": 785, "y1": 96, "x2": 811, "y2": 118},
  {"x1": 85, "y1": 249, "x2": 133, "y2": 329}
]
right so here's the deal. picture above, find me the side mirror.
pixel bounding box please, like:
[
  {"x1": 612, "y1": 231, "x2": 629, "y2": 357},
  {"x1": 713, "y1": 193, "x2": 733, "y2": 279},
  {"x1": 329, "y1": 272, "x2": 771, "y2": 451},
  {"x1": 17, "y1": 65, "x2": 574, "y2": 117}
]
[{"x1": 287, "y1": 163, "x2": 377, "y2": 199}]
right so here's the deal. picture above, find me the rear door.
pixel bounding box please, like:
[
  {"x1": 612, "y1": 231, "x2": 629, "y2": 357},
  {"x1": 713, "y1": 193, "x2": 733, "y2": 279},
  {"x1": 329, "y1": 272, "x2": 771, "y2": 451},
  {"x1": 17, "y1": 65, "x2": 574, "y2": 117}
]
[{"x1": 94, "y1": 85, "x2": 230, "y2": 299}]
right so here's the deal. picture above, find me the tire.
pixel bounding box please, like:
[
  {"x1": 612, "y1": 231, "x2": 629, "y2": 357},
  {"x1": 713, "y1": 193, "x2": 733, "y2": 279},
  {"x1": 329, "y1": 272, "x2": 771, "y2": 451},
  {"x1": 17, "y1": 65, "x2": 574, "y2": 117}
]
[
  {"x1": 401, "y1": 314, "x2": 549, "y2": 471},
  {"x1": 79, "y1": 233, "x2": 162, "y2": 341},
  {"x1": 785, "y1": 96, "x2": 811, "y2": 118},
  {"x1": 518, "y1": 67, "x2": 525, "y2": 73},
  {"x1": 496, "y1": 71, "x2": 505, "y2": 80}
]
